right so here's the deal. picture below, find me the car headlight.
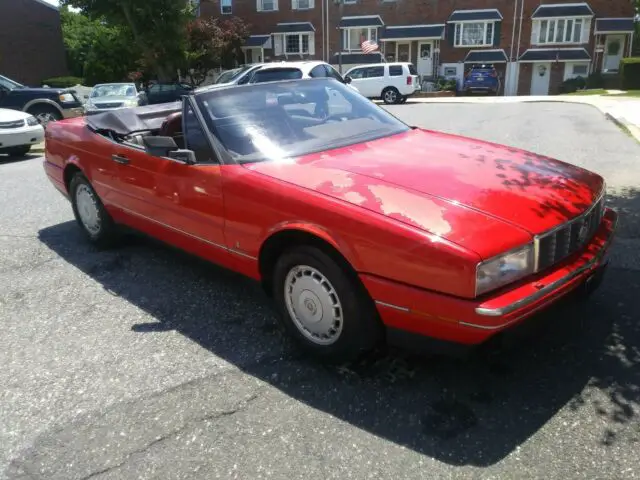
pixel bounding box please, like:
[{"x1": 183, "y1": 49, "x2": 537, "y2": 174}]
[
  {"x1": 26, "y1": 115, "x2": 39, "y2": 126},
  {"x1": 59, "y1": 93, "x2": 75, "y2": 103},
  {"x1": 124, "y1": 98, "x2": 139, "y2": 107},
  {"x1": 476, "y1": 243, "x2": 534, "y2": 296}
]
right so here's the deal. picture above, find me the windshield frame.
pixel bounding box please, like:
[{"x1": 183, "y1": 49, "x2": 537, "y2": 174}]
[
  {"x1": 0, "y1": 74, "x2": 24, "y2": 91},
  {"x1": 191, "y1": 77, "x2": 411, "y2": 166}
]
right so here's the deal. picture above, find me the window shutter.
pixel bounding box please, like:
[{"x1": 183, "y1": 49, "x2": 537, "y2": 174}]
[
  {"x1": 531, "y1": 21, "x2": 539, "y2": 44},
  {"x1": 292, "y1": 0, "x2": 298, "y2": 9},
  {"x1": 582, "y1": 18, "x2": 591, "y2": 44},
  {"x1": 256, "y1": 0, "x2": 262, "y2": 11},
  {"x1": 273, "y1": 34, "x2": 283, "y2": 55},
  {"x1": 493, "y1": 21, "x2": 501, "y2": 47},
  {"x1": 446, "y1": 23, "x2": 455, "y2": 46},
  {"x1": 309, "y1": 33, "x2": 315, "y2": 55}
]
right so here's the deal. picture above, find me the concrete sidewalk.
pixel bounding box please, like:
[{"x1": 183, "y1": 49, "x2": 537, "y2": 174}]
[{"x1": 401, "y1": 94, "x2": 640, "y2": 142}]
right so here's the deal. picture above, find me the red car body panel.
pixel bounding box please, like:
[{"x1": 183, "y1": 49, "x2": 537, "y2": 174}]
[{"x1": 43, "y1": 116, "x2": 617, "y2": 348}]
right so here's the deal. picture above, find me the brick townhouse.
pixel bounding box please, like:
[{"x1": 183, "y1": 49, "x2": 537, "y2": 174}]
[
  {"x1": 0, "y1": 0, "x2": 68, "y2": 86},
  {"x1": 200, "y1": 0, "x2": 636, "y2": 95}
]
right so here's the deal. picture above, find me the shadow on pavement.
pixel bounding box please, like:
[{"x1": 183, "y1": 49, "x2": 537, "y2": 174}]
[
  {"x1": 0, "y1": 152, "x2": 42, "y2": 165},
  {"x1": 16, "y1": 189, "x2": 640, "y2": 473}
]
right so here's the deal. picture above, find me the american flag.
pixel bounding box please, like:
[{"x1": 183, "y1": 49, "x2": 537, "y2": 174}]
[{"x1": 361, "y1": 38, "x2": 379, "y2": 54}]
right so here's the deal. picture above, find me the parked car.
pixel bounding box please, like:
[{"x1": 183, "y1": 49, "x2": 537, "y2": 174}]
[
  {"x1": 84, "y1": 83, "x2": 147, "y2": 114},
  {"x1": 214, "y1": 63, "x2": 264, "y2": 86},
  {"x1": 145, "y1": 81, "x2": 193, "y2": 105},
  {"x1": 0, "y1": 107, "x2": 44, "y2": 157},
  {"x1": 462, "y1": 64, "x2": 501, "y2": 95},
  {"x1": 0, "y1": 74, "x2": 84, "y2": 126},
  {"x1": 43, "y1": 78, "x2": 617, "y2": 362},
  {"x1": 245, "y1": 61, "x2": 359, "y2": 93},
  {"x1": 343, "y1": 62, "x2": 420, "y2": 104}
]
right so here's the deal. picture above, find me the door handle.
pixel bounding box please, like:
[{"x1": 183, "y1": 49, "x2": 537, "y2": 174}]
[{"x1": 112, "y1": 154, "x2": 130, "y2": 165}]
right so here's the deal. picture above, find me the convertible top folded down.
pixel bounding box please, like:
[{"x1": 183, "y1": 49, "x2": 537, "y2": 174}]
[{"x1": 86, "y1": 101, "x2": 181, "y2": 136}]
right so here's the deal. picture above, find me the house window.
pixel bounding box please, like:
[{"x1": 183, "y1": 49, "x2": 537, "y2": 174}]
[
  {"x1": 342, "y1": 27, "x2": 377, "y2": 52},
  {"x1": 286, "y1": 33, "x2": 310, "y2": 54},
  {"x1": 221, "y1": 0, "x2": 232, "y2": 14},
  {"x1": 292, "y1": 0, "x2": 314, "y2": 9},
  {"x1": 537, "y1": 18, "x2": 584, "y2": 44},
  {"x1": 257, "y1": 0, "x2": 277, "y2": 11},
  {"x1": 343, "y1": 0, "x2": 356, "y2": 3},
  {"x1": 453, "y1": 22, "x2": 494, "y2": 47}
]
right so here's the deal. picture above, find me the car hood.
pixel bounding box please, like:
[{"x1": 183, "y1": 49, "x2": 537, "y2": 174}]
[
  {"x1": 0, "y1": 108, "x2": 30, "y2": 122},
  {"x1": 245, "y1": 128, "x2": 603, "y2": 256}
]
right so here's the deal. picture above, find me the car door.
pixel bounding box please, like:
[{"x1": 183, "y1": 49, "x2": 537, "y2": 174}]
[{"x1": 107, "y1": 99, "x2": 226, "y2": 256}]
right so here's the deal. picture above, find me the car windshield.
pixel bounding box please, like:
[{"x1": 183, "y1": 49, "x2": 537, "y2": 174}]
[
  {"x1": 251, "y1": 68, "x2": 303, "y2": 83},
  {"x1": 215, "y1": 69, "x2": 241, "y2": 84},
  {"x1": 91, "y1": 84, "x2": 137, "y2": 98},
  {"x1": 194, "y1": 78, "x2": 410, "y2": 163},
  {"x1": 0, "y1": 74, "x2": 24, "y2": 90}
]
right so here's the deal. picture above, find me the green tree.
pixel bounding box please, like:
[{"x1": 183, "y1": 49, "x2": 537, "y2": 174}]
[
  {"x1": 60, "y1": 7, "x2": 138, "y2": 84},
  {"x1": 183, "y1": 16, "x2": 250, "y2": 85},
  {"x1": 60, "y1": 0, "x2": 194, "y2": 80}
]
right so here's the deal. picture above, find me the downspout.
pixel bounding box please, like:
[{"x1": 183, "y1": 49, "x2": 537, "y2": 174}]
[
  {"x1": 321, "y1": 0, "x2": 325, "y2": 61},
  {"x1": 326, "y1": 0, "x2": 330, "y2": 63},
  {"x1": 515, "y1": 0, "x2": 524, "y2": 94},
  {"x1": 506, "y1": 0, "x2": 519, "y2": 95}
]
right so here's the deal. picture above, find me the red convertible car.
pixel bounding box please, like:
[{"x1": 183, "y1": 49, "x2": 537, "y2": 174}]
[{"x1": 43, "y1": 78, "x2": 617, "y2": 361}]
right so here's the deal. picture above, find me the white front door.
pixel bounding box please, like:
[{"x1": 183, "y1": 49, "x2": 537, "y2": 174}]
[
  {"x1": 530, "y1": 62, "x2": 551, "y2": 95},
  {"x1": 417, "y1": 42, "x2": 433, "y2": 77},
  {"x1": 603, "y1": 35, "x2": 625, "y2": 72}
]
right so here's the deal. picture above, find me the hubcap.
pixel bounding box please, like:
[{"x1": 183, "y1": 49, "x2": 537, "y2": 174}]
[
  {"x1": 75, "y1": 184, "x2": 101, "y2": 235},
  {"x1": 284, "y1": 265, "x2": 343, "y2": 346},
  {"x1": 36, "y1": 112, "x2": 58, "y2": 127},
  {"x1": 385, "y1": 90, "x2": 397, "y2": 103}
]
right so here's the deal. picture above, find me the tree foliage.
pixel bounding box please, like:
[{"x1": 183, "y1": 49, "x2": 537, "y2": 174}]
[{"x1": 183, "y1": 16, "x2": 250, "y2": 85}]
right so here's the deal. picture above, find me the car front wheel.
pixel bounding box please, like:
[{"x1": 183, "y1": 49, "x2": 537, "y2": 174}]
[
  {"x1": 272, "y1": 245, "x2": 382, "y2": 362},
  {"x1": 69, "y1": 173, "x2": 119, "y2": 248},
  {"x1": 6, "y1": 145, "x2": 31, "y2": 157}
]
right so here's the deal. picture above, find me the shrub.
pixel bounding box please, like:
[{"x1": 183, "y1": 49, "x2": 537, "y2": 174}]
[
  {"x1": 620, "y1": 57, "x2": 640, "y2": 90},
  {"x1": 41, "y1": 76, "x2": 85, "y2": 88},
  {"x1": 558, "y1": 76, "x2": 586, "y2": 94},
  {"x1": 585, "y1": 72, "x2": 604, "y2": 89}
]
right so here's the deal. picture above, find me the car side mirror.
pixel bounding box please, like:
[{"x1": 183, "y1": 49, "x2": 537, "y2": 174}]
[
  {"x1": 143, "y1": 135, "x2": 178, "y2": 157},
  {"x1": 344, "y1": 75, "x2": 352, "y2": 84},
  {"x1": 168, "y1": 149, "x2": 197, "y2": 165}
]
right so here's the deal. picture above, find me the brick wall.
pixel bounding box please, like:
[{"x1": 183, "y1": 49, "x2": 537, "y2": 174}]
[{"x1": 0, "y1": 0, "x2": 68, "y2": 86}]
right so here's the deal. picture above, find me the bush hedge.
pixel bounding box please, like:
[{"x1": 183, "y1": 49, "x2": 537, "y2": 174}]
[
  {"x1": 41, "y1": 76, "x2": 85, "y2": 88},
  {"x1": 620, "y1": 57, "x2": 640, "y2": 90}
]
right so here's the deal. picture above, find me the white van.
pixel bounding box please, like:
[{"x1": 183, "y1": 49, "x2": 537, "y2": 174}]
[{"x1": 343, "y1": 62, "x2": 420, "y2": 104}]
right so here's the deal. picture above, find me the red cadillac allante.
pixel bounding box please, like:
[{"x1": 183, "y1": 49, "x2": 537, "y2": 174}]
[{"x1": 43, "y1": 78, "x2": 617, "y2": 362}]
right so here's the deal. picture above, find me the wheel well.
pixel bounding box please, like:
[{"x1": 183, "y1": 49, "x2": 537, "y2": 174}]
[
  {"x1": 63, "y1": 164, "x2": 82, "y2": 193},
  {"x1": 26, "y1": 102, "x2": 62, "y2": 117},
  {"x1": 258, "y1": 230, "x2": 357, "y2": 297}
]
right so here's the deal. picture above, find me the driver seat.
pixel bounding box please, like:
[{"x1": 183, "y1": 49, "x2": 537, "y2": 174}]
[{"x1": 159, "y1": 112, "x2": 184, "y2": 148}]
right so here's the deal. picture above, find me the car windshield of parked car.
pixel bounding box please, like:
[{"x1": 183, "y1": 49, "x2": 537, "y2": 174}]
[
  {"x1": 91, "y1": 84, "x2": 137, "y2": 98},
  {"x1": 251, "y1": 68, "x2": 303, "y2": 84},
  {"x1": 195, "y1": 78, "x2": 410, "y2": 163},
  {"x1": 0, "y1": 75, "x2": 24, "y2": 90}
]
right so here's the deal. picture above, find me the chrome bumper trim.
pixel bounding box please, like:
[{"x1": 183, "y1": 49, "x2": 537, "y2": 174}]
[{"x1": 473, "y1": 213, "x2": 617, "y2": 320}]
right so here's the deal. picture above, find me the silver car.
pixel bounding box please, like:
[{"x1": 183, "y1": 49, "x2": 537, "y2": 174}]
[{"x1": 84, "y1": 83, "x2": 147, "y2": 114}]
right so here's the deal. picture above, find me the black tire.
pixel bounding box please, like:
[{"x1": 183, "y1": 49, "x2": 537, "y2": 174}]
[
  {"x1": 27, "y1": 104, "x2": 62, "y2": 127},
  {"x1": 399, "y1": 96, "x2": 408, "y2": 104},
  {"x1": 6, "y1": 145, "x2": 31, "y2": 157},
  {"x1": 272, "y1": 245, "x2": 383, "y2": 363},
  {"x1": 381, "y1": 87, "x2": 401, "y2": 105},
  {"x1": 69, "y1": 173, "x2": 119, "y2": 248}
]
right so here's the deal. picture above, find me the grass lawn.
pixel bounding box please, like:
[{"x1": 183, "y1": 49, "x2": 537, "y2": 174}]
[{"x1": 565, "y1": 89, "x2": 640, "y2": 97}]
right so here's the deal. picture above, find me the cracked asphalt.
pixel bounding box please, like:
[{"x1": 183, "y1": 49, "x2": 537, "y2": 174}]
[{"x1": 1, "y1": 103, "x2": 639, "y2": 480}]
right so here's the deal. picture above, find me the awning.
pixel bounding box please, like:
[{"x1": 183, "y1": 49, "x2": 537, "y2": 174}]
[
  {"x1": 595, "y1": 18, "x2": 635, "y2": 34},
  {"x1": 519, "y1": 48, "x2": 591, "y2": 62},
  {"x1": 379, "y1": 24, "x2": 445, "y2": 41},
  {"x1": 332, "y1": 52, "x2": 384, "y2": 64},
  {"x1": 465, "y1": 49, "x2": 508, "y2": 63},
  {"x1": 339, "y1": 16, "x2": 384, "y2": 28},
  {"x1": 273, "y1": 22, "x2": 315, "y2": 34},
  {"x1": 243, "y1": 35, "x2": 271, "y2": 48},
  {"x1": 532, "y1": 3, "x2": 593, "y2": 18},
  {"x1": 448, "y1": 9, "x2": 503, "y2": 22}
]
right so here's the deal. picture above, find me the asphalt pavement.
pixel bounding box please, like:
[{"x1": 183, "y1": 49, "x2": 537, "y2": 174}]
[{"x1": 1, "y1": 103, "x2": 639, "y2": 480}]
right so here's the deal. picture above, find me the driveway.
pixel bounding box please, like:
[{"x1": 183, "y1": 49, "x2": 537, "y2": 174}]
[{"x1": 1, "y1": 103, "x2": 639, "y2": 480}]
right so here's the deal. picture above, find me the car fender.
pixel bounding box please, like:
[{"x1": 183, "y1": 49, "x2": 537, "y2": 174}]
[{"x1": 23, "y1": 98, "x2": 64, "y2": 115}]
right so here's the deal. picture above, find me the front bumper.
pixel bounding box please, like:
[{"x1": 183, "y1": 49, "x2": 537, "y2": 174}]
[
  {"x1": 362, "y1": 208, "x2": 618, "y2": 349},
  {"x1": 62, "y1": 106, "x2": 85, "y2": 119},
  {"x1": 0, "y1": 125, "x2": 45, "y2": 149}
]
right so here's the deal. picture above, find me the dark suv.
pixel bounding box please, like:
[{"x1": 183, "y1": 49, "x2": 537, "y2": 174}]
[
  {"x1": 462, "y1": 64, "x2": 501, "y2": 95},
  {"x1": 0, "y1": 74, "x2": 84, "y2": 125}
]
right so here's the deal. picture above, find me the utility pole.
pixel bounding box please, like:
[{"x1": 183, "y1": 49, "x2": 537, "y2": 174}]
[{"x1": 334, "y1": 0, "x2": 343, "y2": 74}]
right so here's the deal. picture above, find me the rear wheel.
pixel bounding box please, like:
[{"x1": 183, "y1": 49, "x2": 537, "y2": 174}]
[
  {"x1": 69, "y1": 173, "x2": 119, "y2": 248},
  {"x1": 272, "y1": 245, "x2": 383, "y2": 362},
  {"x1": 399, "y1": 96, "x2": 408, "y2": 104},
  {"x1": 6, "y1": 145, "x2": 31, "y2": 157},
  {"x1": 382, "y1": 87, "x2": 401, "y2": 105}
]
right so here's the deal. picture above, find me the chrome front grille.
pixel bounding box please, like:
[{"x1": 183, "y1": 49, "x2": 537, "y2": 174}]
[
  {"x1": 535, "y1": 193, "x2": 605, "y2": 272},
  {"x1": 0, "y1": 119, "x2": 25, "y2": 129},
  {"x1": 96, "y1": 102, "x2": 124, "y2": 109}
]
